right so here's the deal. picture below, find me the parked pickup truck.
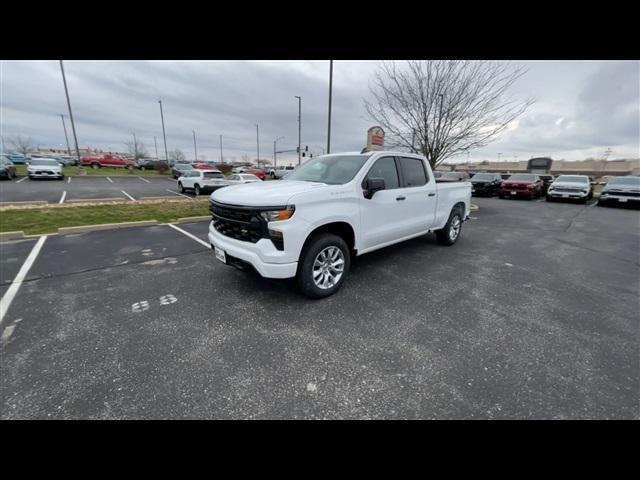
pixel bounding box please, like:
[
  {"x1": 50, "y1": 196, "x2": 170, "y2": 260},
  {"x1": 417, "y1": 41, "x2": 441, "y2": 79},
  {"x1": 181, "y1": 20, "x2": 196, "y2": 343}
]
[
  {"x1": 81, "y1": 154, "x2": 136, "y2": 169},
  {"x1": 208, "y1": 151, "x2": 471, "y2": 298},
  {"x1": 597, "y1": 175, "x2": 640, "y2": 207}
]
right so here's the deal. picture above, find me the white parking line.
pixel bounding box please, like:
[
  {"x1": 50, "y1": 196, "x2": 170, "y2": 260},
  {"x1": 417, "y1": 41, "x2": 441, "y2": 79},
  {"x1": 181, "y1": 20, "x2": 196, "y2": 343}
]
[
  {"x1": 106, "y1": 177, "x2": 113, "y2": 183},
  {"x1": 15, "y1": 177, "x2": 28, "y2": 183},
  {"x1": 168, "y1": 224, "x2": 210, "y2": 249},
  {"x1": 0, "y1": 236, "x2": 47, "y2": 324},
  {"x1": 166, "y1": 189, "x2": 194, "y2": 200},
  {"x1": 121, "y1": 190, "x2": 136, "y2": 201},
  {"x1": 138, "y1": 177, "x2": 150, "y2": 183},
  {"x1": 67, "y1": 176, "x2": 71, "y2": 184},
  {"x1": 59, "y1": 191, "x2": 67, "y2": 204}
]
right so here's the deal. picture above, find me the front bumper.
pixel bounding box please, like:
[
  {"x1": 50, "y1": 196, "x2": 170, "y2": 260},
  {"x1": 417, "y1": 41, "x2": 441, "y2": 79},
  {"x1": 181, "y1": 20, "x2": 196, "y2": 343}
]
[
  {"x1": 599, "y1": 194, "x2": 640, "y2": 204},
  {"x1": 500, "y1": 189, "x2": 534, "y2": 197},
  {"x1": 28, "y1": 171, "x2": 63, "y2": 178},
  {"x1": 208, "y1": 221, "x2": 298, "y2": 279},
  {"x1": 547, "y1": 190, "x2": 588, "y2": 200}
]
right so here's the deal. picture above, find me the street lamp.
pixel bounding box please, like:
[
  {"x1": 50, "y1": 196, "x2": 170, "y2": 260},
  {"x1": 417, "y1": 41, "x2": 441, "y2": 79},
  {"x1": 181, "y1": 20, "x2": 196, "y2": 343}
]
[
  {"x1": 192, "y1": 130, "x2": 198, "y2": 161},
  {"x1": 274, "y1": 136, "x2": 284, "y2": 169},
  {"x1": 158, "y1": 100, "x2": 168, "y2": 162},
  {"x1": 294, "y1": 96, "x2": 302, "y2": 165}
]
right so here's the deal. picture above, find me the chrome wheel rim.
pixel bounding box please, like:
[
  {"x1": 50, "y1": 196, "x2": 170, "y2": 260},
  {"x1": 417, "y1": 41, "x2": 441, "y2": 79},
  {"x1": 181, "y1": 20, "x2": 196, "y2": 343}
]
[
  {"x1": 312, "y1": 246, "x2": 345, "y2": 290},
  {"x1": 449, "y1": 215, "x2": 461, "y2": 241}
]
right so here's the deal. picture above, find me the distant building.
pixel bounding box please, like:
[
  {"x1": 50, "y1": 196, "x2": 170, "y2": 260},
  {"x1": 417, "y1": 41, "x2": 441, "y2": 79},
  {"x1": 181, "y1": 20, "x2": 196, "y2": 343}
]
[{"x1": 449, "y1": 158, "x2": 640, "y2": 177}]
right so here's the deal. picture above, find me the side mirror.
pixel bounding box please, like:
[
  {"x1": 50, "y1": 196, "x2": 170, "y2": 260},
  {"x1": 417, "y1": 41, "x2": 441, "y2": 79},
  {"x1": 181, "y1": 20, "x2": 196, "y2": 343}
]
[{"x1": 364, "y1": 177, "x2": 386, "y2": 199}]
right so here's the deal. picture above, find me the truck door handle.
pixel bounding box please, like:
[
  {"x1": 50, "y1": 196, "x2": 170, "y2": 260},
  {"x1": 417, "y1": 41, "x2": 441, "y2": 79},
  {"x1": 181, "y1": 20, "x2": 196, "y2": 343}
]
[
  {"x1": 428, "y1": 193, "x2": 435, "y2": 197},
  {"x1": 396, "y1": 196, "x2": 406, "y2": 201}
]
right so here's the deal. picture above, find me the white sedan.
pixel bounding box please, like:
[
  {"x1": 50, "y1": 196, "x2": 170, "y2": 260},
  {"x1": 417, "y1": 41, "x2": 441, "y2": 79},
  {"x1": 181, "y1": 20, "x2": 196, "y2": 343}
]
[
  {"x1": 178, "y1": 169, "x2": 228, "y2": 195},
  {"x1": 27, "y1": 158, "x2": 64, "y2": 180},
  {"x1": 226, "y1": 173, "x2": 262, "y2": 185}
]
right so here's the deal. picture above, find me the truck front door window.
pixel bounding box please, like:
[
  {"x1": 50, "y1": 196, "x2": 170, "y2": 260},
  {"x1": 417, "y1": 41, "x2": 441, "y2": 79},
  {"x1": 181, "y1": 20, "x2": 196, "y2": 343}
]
[{"x1": 363, "y1": 157, "x2": 399, "y2": 190}]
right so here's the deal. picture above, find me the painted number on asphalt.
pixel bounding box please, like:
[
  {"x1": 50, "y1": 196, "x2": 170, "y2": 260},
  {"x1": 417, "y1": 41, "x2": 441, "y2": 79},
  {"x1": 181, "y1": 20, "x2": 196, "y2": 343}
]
[
  {"x1": 132, "y1": 301, "x2": 150, "y2": 313},
  {"x1": 159, "y1": 294, "x2": 177, "y2": 305}
]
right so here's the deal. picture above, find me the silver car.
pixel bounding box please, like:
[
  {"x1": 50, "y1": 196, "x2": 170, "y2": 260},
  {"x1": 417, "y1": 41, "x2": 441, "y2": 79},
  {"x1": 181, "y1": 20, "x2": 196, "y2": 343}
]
[
  {"x1": 598, "y1": 176, "x2": 640, "y2": 207},
  {"x1": 546, "y1": 175, "x2": 593, "y2": 203},
  {"x1": 27, "y1": 158, "x2": 64, "y2": 180}
]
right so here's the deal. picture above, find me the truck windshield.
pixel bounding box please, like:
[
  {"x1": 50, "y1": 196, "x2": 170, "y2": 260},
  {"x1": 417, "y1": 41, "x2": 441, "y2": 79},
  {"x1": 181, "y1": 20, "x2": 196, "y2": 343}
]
[
  {"x1": 285, "y1": 155, "x2": 371, "y2": 185},
  {"x1": 555, "y1": 175, "x2": 588, "y2": 183},
  {"x1": 607, "y1": 176, "x2": 640, "y2": 187},
  {"x1": 508, "y1": 174, "x2": 537, "y2": 182},
  {"x1": 471, "y1": 173, "x2": 496, "y2": 181}
]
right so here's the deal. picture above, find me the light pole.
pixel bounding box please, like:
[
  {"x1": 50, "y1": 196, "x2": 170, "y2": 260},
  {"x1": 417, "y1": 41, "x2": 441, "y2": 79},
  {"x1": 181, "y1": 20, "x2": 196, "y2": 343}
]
[
  {"x1": 294, "y1": 96, "x2": 302, "y2": 165},
  {"x1": 59, "y1": 60, "x2": 83, "y2": 168},
  {"x1": 256, "y1": 124, "x2": 260, "y2": 167},
  {"x1": 192, "y1": 130, "x2": 198, "y2": 161},
  {"x1": 158, "y1": 100, "x2": 168, "y2": 162},
  {"x1": 59, "y1": 114, "x2": 71, "y2": 156},
  {"x1": 154, "y1": 136, "x2": 159, "y2": 160},
  {"x1": 327, "y1": 60, "x2": 333, "y2": 154},
  {"x1": 274, "y1": 136, "x2": 284, "y2": 169}
]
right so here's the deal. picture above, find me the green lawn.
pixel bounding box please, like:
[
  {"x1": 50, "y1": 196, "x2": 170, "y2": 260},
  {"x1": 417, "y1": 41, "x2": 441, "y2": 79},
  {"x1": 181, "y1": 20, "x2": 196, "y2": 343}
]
[
  {"x1": 1, "y1": 200, "x2": 210, "y2": 235},
  {"x1": 15, "y1": 165, "x2": 171, "y2": 177}
]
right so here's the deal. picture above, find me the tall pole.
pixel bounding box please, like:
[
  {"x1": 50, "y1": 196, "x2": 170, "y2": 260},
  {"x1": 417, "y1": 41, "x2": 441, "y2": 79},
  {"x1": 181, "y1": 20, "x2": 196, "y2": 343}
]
[
  {"x1": 256, "y1": 124, "x2": 260, "y2": 167},
  {"x1": 192, "y1": 130, "x2": 198, "y2": 161},
  {"x1": 327, "y1": 60, "x2": 333, "y2": 154},
  {"x1": 59, "y1": 114, "x2": 71, "y2": 156},
  {"x1": 274, "y1": 136, "x2": 284, "y2": 169},
  {"x1": 59, "y1": 60, "x2": 82, "y2": 167},
  {"x1": 219, "y1": 135, "x2": 223, "y2": 162},
  {"x1": 158, "y1": 100, "x2": 168, "y2": 162},
  {"x1": 132, "y1": 132, "x2": 138, "y2": 159},
  {"x1": 295, "y1": 96, "x2": 301, "y2": 165},
  {"x1": 154, "y1": 136, "x2": 159, "y2": 160}
]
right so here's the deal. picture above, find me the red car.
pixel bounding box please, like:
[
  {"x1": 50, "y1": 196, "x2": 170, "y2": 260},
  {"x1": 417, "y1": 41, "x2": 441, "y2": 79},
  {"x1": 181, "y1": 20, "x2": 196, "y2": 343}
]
[
  {"x1": 245, "y1": 168, "x2": 266, "y2": 180},
  {"x1": 498, "y1": 173, "x2": 543, "y2": 199},
  {"x1": 81, "y1": 154, "x2": 136, "y2": 169}
]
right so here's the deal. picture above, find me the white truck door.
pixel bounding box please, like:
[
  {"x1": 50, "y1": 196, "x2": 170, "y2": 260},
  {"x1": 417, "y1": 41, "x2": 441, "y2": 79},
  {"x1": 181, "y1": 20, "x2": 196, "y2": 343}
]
[
  {"x1": 358, "y1": 156, "x2": 415, "y2": 250},
  {"x1": 396, "y1": 156, "x2": 437, "y2": 233}
]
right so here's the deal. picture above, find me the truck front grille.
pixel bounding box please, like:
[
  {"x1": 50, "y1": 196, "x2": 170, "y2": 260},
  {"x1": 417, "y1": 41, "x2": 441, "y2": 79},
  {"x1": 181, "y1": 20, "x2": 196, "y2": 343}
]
[{"x1": 209, "y1": 200, "x2": 285, "y2": 250}]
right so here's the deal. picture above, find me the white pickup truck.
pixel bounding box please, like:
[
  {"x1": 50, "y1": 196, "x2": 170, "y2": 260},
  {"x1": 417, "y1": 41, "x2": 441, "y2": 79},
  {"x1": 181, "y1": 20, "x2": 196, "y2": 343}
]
[{"x1": 208, "y1": 151, "x2": 471, "y2": 298}]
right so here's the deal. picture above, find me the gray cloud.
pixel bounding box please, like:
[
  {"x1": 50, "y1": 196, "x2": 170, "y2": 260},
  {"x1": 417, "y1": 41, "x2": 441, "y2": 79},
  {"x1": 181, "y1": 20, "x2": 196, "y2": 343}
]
[{"x1": 1, "y1": 60, "x2": 638, "y2": 163}]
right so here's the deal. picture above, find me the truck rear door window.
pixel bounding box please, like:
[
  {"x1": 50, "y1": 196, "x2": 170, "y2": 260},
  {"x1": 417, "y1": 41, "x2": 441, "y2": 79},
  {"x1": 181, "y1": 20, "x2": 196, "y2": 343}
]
[
  {"x1": 399, "y1": 157, "x2": 428, "y2": 187},
  {"x1": 364, "y1": 156, "x2": 399, "y2": 189}
]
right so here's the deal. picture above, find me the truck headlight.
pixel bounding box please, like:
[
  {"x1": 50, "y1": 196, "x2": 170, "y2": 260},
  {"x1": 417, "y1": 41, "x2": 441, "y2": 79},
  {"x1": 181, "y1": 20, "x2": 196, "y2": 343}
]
[{"x1": 260, "y1": 205, "x2": 295, "y2": 222}]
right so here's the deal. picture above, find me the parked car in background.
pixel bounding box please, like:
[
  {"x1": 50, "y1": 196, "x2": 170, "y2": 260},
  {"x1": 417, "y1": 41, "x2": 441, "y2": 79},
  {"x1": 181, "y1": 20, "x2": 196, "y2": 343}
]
[
  {"x1": 231, "y1": 166, "x2": 253, "y2": 174},
  {"x1": 597, "y1": 176, "x2": 640, "y2": 208},
  {"x1": 437, "y1": 171, "x2": 470, "y2": 182},
  {"x1": 470, "y1": 172, "x2": 503, "y2": 196},
  {"x1": 0, "y1": 156, "x2": 17, "y2": 179},
  {"x1": 269, "y1": 165, "x2": 295, "y2": 179},
  {"x1": 171, "y1": 163, "x2": 194, "y2": 179},
  {"x1": 433, "y1": 171, "x2": 443, "y2": 178},
  {"x1": 226, "y1": 173, "x2": 262, "y2": 185},
  {"x1": 27, "y1": 158, "x2": 64, "y2": 180},
  {"x1": 136, "y1": 158, "x2": 160, "y2": 170},
  {"x1": 539, "y1": 174, "x2": 555, "y2": 195},
  {"x1": 191, "y1": 161, "x2": 219, "y2": 170},
  {"x1": 2, "y1": 154, "x2": 29, "y2": 165},
  {"x1": 499, "y1": 173, "x2": 542, "y2": 199},
  {"x1": 500, "y1": 173, "x2": 512, "y2": 180},
  {"x1": 178, "y1": 169, "x2": 228, "y2": 195},
  {"x1": 58, "y1": 155, "x2": 79, "y2": 166},
  {"x1": 81, "y1": 154, "x2": 136, "y2": 169},
  {"x1": 245, "y1": 168, "x2": 267, "y2": 180},
  {"x1": 209, "y1": 151, "x2": 471, "y2": 298},
  {"x1": 546, "y1": 175, "x2": 593, "y2": 203}
]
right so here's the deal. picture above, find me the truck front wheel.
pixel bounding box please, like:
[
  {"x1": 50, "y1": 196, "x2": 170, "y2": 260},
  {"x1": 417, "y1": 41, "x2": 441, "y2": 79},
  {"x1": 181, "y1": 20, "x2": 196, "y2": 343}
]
[
  {"x1": 435, "y1": 208, "x2": 463, "y2": 246},
  {"x1": 297, "y1": 233, "x2": 351, "y2": 299}
]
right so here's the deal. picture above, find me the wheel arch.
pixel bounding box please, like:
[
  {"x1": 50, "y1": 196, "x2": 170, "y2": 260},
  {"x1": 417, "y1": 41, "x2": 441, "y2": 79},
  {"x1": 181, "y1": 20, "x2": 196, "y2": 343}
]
[{"x1": 300, "y1": 221, "x2": 357, "y2": 259}]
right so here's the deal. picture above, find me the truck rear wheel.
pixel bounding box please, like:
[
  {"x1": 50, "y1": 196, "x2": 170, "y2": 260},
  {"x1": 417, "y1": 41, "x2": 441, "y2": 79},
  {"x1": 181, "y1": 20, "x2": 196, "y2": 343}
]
[
  {"x1": 435, "y1": 208, "x2": 463, "y2": 246},
  {"x1": 91, "y1": 163, "x2": 100, "y2": 169},
  {"x1": 297, "y1": 233, "x2": 350, "y2": 299}
]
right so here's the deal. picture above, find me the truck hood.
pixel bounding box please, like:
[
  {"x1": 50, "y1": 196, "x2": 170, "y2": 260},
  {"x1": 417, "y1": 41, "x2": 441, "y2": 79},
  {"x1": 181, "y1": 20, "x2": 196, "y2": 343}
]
[{"x1": 210, "y1": 180, "x2": 327, "y2": 206}]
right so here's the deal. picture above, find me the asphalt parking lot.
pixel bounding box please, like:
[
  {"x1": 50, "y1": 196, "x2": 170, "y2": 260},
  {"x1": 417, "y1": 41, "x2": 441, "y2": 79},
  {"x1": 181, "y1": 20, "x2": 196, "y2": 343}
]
[
  {"x1": 0, "y1": 175, "x2": 193, "y2": 204},
  {"x1": 1, "y1": 197, "x2": 638, "y2": 419}
]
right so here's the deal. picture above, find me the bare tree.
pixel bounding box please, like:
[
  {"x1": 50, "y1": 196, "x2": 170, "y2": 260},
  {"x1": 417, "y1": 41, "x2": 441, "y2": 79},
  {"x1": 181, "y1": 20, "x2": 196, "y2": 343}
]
[
  {"x1": 364, "y1": 61, "x2": 535, "y2": 168},
  {"x1": 168, "y1": 149, "x2": 186, "y2": 163},
  {"x1": 125, "y1": 137, "x2": 148, "y2": 160},
  {"x1": 9, "y1": 135, "x2": 35, "y2": 157}
]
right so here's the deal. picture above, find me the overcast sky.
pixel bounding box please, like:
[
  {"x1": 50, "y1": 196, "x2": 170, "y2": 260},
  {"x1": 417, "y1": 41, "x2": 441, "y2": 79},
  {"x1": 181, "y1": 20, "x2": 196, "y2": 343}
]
[{"x1": 1, "y1": 60, "x2": 638, "y2": 163}]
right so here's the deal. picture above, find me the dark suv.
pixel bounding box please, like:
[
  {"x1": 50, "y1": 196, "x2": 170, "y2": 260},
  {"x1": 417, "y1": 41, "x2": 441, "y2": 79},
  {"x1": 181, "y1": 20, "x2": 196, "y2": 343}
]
[
  {"x1": 538, "y1": 174, "x2": 554, "y2": 195},
  {"x1": 470, "y1": 172, "x2": 502, "y2": 197}
]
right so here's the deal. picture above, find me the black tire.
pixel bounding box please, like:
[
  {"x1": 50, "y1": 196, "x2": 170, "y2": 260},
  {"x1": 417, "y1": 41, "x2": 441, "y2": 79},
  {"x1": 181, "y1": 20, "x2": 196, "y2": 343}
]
[
  {"x1": 296, "y1": 233, "x2": 351, "y2": 299},
  {"x1": 91, "y1": 163, "x2": 100, "y2": 169},
  {"x1": 270, "y1": 172, "x2": 276, "y2": 179},
  {"x1": 194, "y1": 184, "x2": 201, "y2": 196},
  {"x1": 498, "y1": 193, "x2": 504, "y2": 199},
  {"x1": 435, "y1": 208, "x2": 463, "y2": 246},
  {"x1": 178, "y1": 182, "x2": 185, "y2": 193},
  {"x1": 546, "y1": 195, "x2": 553, "y2": 202}
]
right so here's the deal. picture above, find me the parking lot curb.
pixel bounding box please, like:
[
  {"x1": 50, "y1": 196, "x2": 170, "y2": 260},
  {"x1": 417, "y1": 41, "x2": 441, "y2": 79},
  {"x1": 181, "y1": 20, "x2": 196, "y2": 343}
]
[
  {"x1": 174, "y1": 216, "x2": 212, "y2": 224},
  {"x1": 66, "y1": 198, "x2": 127, "y2": 203},
  {"x1": 0, "y1": 201, "x2": 48, "y2": 207},
  {"x1": 0, "y1": 231, "x2": 26, "y2": 240},
  {"x1": 57, "y1": 220, "x2": 159, "y2": 235}
]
